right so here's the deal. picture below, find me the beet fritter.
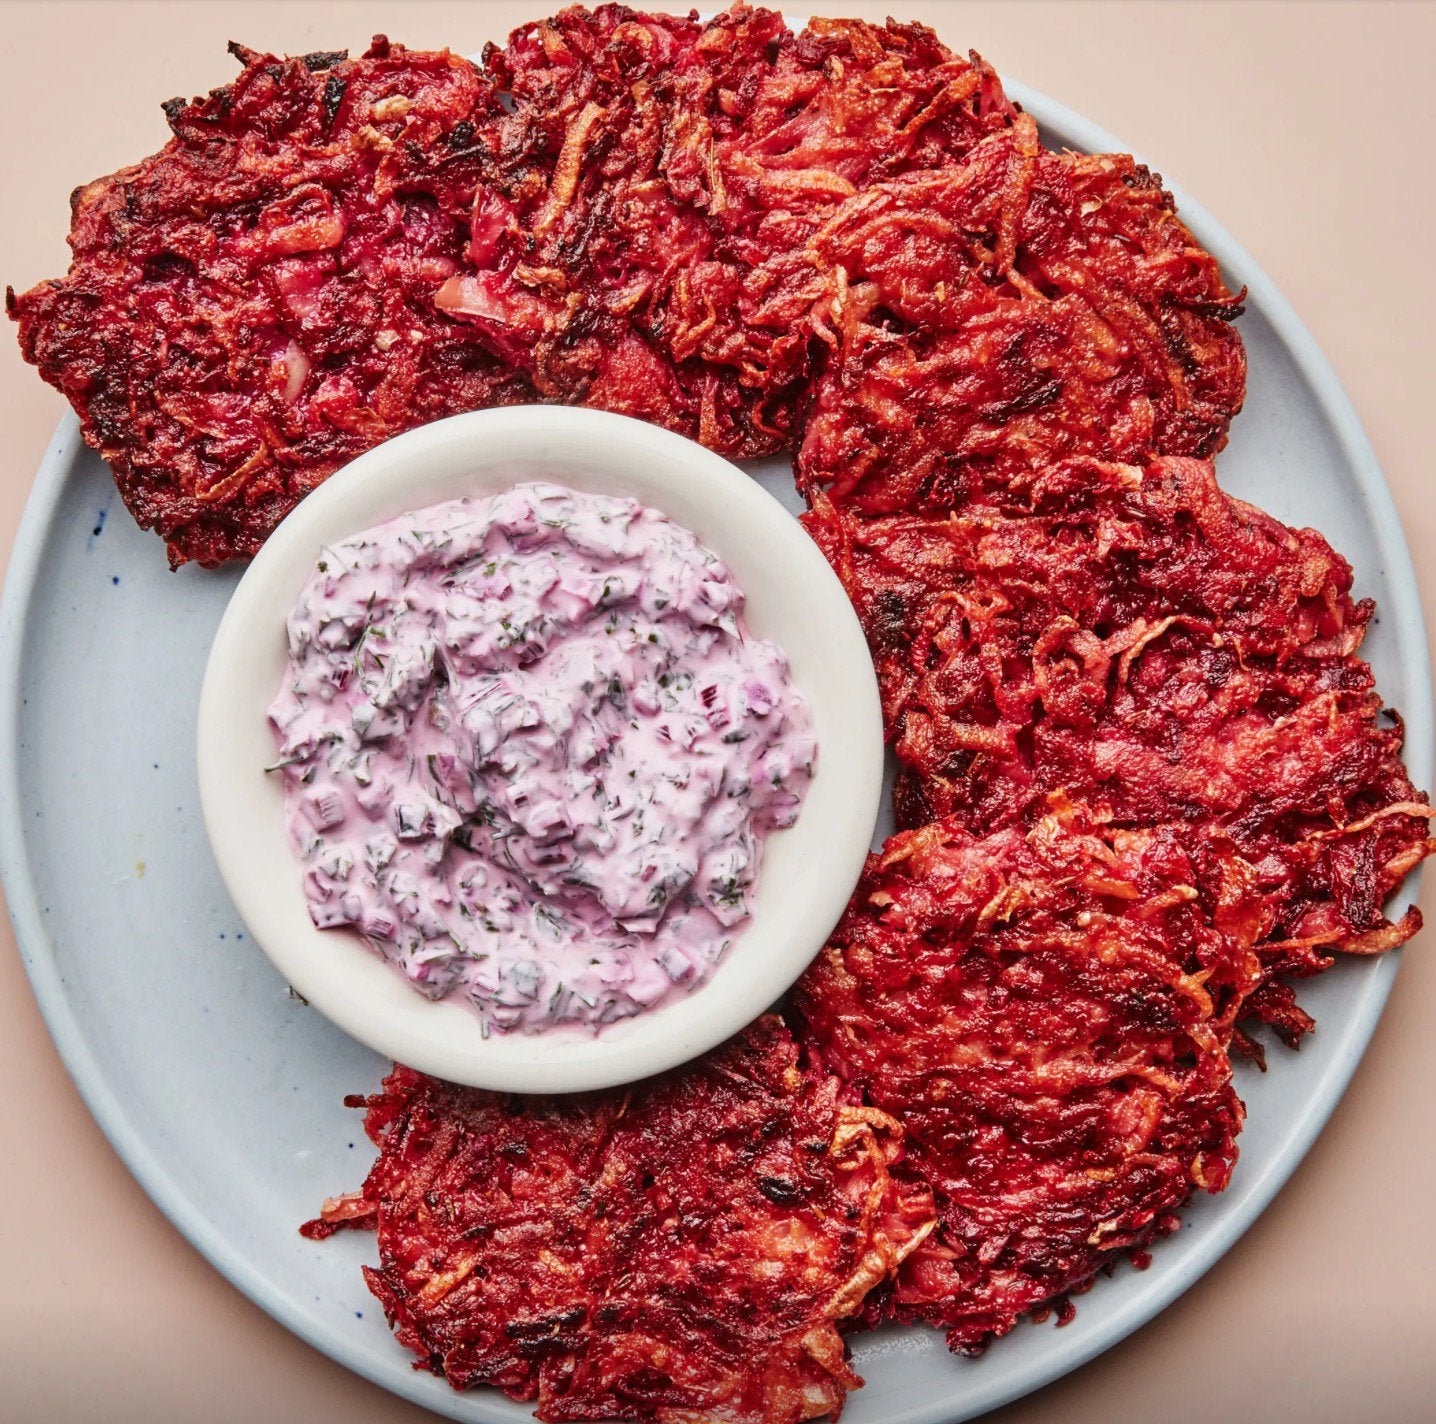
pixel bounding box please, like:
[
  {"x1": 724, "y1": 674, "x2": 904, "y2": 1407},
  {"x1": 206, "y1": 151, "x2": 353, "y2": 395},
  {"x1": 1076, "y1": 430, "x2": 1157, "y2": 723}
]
[
  {"x1": 793, "y1": 802, "x2": 1262, "y2": 1353},
  {"x1": 303, "y1": 1018, "x2": 933, "y2": 1423},
  {"x1": 804, "y1": 456, "x2": 1433, "y2": 1044},
  {"x1": 797, "y1": 115, "x2": 1246, "y2": 515},
  {"x1": 8, "y1": 40, "x2": 532, "y2": 567},
  {"x1": 442, "y1": 4, "x2": 1014, "y2": 457}
]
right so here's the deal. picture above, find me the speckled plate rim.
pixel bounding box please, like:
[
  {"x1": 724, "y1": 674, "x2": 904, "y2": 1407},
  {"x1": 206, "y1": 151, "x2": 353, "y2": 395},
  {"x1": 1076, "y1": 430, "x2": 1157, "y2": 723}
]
[{"x1": 1, "y1": 77, "x2": 1429, "y2": 1424}]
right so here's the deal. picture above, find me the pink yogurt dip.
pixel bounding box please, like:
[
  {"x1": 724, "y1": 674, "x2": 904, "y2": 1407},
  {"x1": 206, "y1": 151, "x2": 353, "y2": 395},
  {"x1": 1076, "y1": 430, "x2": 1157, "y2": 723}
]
[{"x1": 267, "y1": 482, "x2": 815, "y2": 1034}]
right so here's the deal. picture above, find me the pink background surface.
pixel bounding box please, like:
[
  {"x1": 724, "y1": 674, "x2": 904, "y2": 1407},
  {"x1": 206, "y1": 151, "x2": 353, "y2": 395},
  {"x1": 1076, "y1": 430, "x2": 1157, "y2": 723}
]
[{"x1": 2, "y1": 3, "x2": 1434, "y2": 1421}]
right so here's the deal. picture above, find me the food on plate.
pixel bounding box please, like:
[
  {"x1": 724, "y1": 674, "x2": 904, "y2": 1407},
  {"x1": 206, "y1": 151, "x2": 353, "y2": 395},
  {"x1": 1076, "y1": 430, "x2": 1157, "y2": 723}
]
[
  {"x1": 9, "y1": 0, "x2": 1429, "y2": 1413},
  {"x1": 792, "y1": 802, "x2": 1261, "y2": 1353},
  {"x1": 269, "y1": 483, "x2": 814, "y2": 1032},
  {"x1": 302, "y1": 1016, "x2": 934, "y2": 1422},
  {"x1": 804, "y1": 455, "x2": 1434, "y2": 1045},
  {"x1": 797, "y1": 116, "x2": 1247, "y2": 515},
  {"x1": 449, "y1": 5, "x2": 1014, "y2": 456},
  {"x1": 7, "y1": 40, "x2": 532, "y2": 568}
]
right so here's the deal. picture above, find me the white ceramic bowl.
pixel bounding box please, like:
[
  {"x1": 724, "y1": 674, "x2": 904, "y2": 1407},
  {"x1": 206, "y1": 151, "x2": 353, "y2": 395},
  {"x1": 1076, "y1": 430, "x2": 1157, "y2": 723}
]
[{"x1": 196, "y1": 406, "x2": 882, "y2": 1093}]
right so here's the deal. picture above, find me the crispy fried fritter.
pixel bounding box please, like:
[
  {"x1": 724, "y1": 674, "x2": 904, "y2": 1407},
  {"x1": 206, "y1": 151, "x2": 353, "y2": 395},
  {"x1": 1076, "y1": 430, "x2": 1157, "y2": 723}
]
[
  {"x1": 804, "y1": 456, "x2": 1433, "y2": 1044},
  {"x1": 303, "y1": 1018, "x2": 933, "y2": 1423},
  {"x1": 8, "y1": 40, "x2": 533, "y2": 567},
  {"x1": 453, "y1": 5, "x2": 764, "y2": 449},
  {"x1": 797, "y1": 116, "x2": 1246, "y2": 514},
  {"x1": 439, "y1": 4, "x2": 1014, "y2": 456},
  {"x1": 792, "y1": 803, "x2": 1261, "y2": 1353}
]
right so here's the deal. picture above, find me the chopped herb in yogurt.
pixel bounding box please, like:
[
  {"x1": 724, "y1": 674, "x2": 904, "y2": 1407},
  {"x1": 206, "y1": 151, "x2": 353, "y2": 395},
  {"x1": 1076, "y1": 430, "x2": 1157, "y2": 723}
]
[{"x1": 268, "y1": 483, "x2": 815, "y2": 1034}]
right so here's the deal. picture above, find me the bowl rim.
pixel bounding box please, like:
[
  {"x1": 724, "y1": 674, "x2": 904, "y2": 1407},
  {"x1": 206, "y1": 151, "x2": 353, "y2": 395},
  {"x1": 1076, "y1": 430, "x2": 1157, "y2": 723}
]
[{"x1": 194, "y1": 404, "x2": 884, "y2": 1092}]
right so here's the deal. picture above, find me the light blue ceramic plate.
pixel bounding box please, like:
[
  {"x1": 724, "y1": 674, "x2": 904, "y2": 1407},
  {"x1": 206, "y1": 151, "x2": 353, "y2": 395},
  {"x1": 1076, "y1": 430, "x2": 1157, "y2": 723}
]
[{"x1": 0, "y1": 75, "x2": 1429, "y2": 1424}]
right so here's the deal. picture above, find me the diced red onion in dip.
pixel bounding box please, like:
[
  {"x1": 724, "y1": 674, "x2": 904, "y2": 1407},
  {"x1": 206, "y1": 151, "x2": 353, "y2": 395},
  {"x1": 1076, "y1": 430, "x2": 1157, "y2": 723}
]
[{"x1": 268, "y1": 483, "x2": 815, "y2": 1034}]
